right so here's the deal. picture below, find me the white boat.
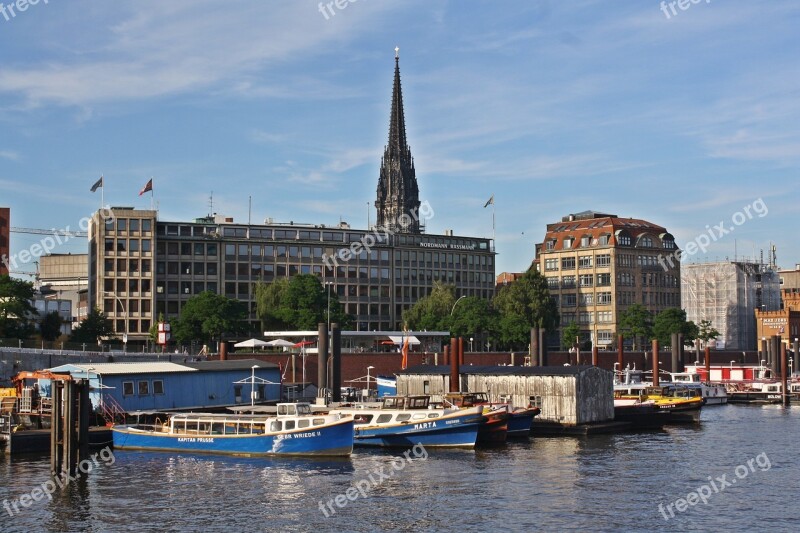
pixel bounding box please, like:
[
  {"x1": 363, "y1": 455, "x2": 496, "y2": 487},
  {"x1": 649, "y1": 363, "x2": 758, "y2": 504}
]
[{"x1": 668, "y1": 372, "x2": 728, "y2": 405}]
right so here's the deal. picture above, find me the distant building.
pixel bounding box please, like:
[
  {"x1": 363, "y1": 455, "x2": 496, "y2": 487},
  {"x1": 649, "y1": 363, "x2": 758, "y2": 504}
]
[
  {"x1": 755, "y1": 288, "x2": 800, "y2": 347},
  {"x1": 496, "y1": 272, "x2": 524, "y2": 289},
  {"x1": 534, "y1": 210, "x2": 681, "y2": 348},
  {"x1": 38, "y1": 253, "x2": 89, "y2": 327},
  {"x1": 86, "y1": 54, "x2": 497, "y2": 343},
  {"x1": 31, "y1": 296, "x2": 72, "y2": 337},
  {"x1": 778, "y1": 264, "x2": 800, "y2": 293},
  {"x1": 682, "y1": 261, "x2": 780, "y2": 350},
  {"x1": 0, "y1": 207, "x2": 9, "y2": 277}
]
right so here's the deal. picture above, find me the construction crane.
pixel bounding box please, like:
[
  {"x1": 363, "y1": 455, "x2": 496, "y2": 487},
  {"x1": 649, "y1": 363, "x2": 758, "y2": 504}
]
[{"x1": 10, "y1": 227, "x2": 88, "y2": 238}]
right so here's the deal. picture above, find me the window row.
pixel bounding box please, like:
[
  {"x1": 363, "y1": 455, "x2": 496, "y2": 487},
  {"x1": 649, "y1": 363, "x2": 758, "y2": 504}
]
[
  {"x1": 122, "y1": 379, "x2": 164, "y2": 397},
  {"x1": 106, "y1": 218, "x2": 153, "y2": 233},
  {"x1": 104, "y1": 239, "x2": 152, "y2": 253},
  {"x1": 103, "y1": 259, "x2": 152, "y2": 274},
  {"x1": 103, "y1": 278, "x2": 153, "y2": 294}
]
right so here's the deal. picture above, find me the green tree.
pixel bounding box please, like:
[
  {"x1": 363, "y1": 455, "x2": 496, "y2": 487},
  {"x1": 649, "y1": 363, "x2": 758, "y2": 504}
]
[
  {"x1": 0, "y1": 274, "x2": 38, "y2": 338},
  {"x1": 652, "y1": 308, "x2": 697, "y2": 346},
  {"x1": 403, "y1": 282, "x2": 456, "y2": 332},
  {"x1": 448, "y1": 296, "x2": 497, "y2": 340},
  {"x1": 697, "y1": 319, "x2": 720, "y2": 348},
  {"x1": 148, "y1": 312, "x2": 166, "y2": 343},
  {"x1": 69, "y1": 307, "x2": 115, "y2": 344},
  {"x1": 492, "y1": 268, "x2": 559, "y2": 349},
  {"x1": 172, "y1": 291, "x2": 248, "y2": 344},
  {"x1": 39, "y1": 311, "x2": 63, "y2": 342},
  {"x1": 561, "y1": 322, "x2": 581, "y2": 350},
  {"x1": 618, "y1": 304, "x2": 652, "y2": 351},
  {"x1": 269, "y1": 275, "x2": 349, "y2": 330},
  {"x1": 255, "y1": 278, "x2": 290, "y2": 330}
]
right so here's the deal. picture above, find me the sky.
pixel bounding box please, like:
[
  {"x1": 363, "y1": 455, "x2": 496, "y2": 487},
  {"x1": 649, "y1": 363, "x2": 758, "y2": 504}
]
[{"x1": 1, "y1": 0, "x2": 798, "y2": 277}]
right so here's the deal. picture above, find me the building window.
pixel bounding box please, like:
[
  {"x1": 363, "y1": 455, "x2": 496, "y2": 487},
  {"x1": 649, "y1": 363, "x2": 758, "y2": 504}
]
[
  {"x1": 597, "y1": 292, "x2": 612, "y2": 305},
  {"x1": 663, "y1": 239, "x2": 676, "y2": 250},
  {"x1": 598, "y1": 311, "x2": 613, "y2": 323},
  {"x1": 579, "y1": 275, "x2": 593, "y2": 287},
  {"x1": 122, "y1": 381, "x2": 134, "y2": 396},
  {"x1": 545, "y1": 258, "x2": 559, "y2": 271},
  {"x1": 561, "y1": 257, "x2": 576, "y2": 270},
  {"x1": 618, "y1": 234, "x2": 631, "y2": 246},
  {"x1": 547, "y1": 277, "x2": 559, "y2": 289},
  {"x1": 579, "y1": 312, "x2": 593, "y2": 324},
  {"x1": 563, "y1": 237, "x2": 574, "y2": 249},
  {"x1": 138, "y1": 381, "x2": 150, "y2": 396},
  {"x1": 546, "y1": 239, "x2": 556, "y2": 250},
  {"x1": 597, "y1": 273, "x2": 611, "y2": 286},
  {"x1": 639, "y1": 236, "x2": 654, "y2": 248},
  {"x1": 578, "y1": 256, "x2": 593, "y2": 269},
  {"x1": 580, "y1": 293, "x2": 594, "y2": 306},
  {"x1": 596, "y1": 254, "x2": 611, "y2": 267},
  {"x1": 562, "y1": 275, "x2": 575, "y2": 289},
  {"x1": 153, "y1": 380, "x2": 164, "y2": 395},
  {"x1": 580, "y1": 236, "x2": 591, "y2": 247},
  {"x1": 562, "y1": 294, "x2": 577, "y2": 307}
]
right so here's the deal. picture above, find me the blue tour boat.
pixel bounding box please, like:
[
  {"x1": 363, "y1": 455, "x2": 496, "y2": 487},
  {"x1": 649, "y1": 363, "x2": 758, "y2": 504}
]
[
  {"x1": 333, "y1": 395, "x2": 485, "y2": 448},
  {"x1": 111, "y1": 403, "x2": 354, "y2": 457}
]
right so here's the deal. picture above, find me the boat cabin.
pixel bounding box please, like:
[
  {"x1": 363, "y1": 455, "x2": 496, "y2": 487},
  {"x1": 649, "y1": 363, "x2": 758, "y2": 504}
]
[
  {"x1": 444, "y1": 392, "x2": 489, "y2": 407},
  {"x1": 277, "y1": 403, "x2": 311, "y2": 417},
  {"x1": 380, "y1": 396, "x2": 431, "y2": 410}
]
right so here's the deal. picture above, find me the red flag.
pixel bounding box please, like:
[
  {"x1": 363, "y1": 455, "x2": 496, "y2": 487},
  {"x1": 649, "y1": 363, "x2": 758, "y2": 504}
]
[
  {"x1": 139, "y1": 178, "x2": 153, "y2": 196},
  {"x1": 401, "y1": 336, "x2": 409, "y2": 370}
]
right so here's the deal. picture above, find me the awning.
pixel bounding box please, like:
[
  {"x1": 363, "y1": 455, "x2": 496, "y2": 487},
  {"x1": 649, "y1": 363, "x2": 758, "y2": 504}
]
[{"x1": 388, "y1": 335, "x2": 420, "y2": 345}]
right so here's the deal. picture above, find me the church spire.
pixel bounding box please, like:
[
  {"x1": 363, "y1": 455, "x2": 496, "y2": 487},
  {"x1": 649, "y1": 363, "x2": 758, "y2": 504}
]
[{"x1": 376, "y1": 47, "x2": 421, "y2": 234}]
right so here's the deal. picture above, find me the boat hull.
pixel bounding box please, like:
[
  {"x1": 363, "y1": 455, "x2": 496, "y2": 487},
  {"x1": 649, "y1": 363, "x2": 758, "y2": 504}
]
[
  {"x1": 506, "y1": 408, "x2": 539, "y2": 438},
  {"x1": 727, "y1": 392, "x2": 787, "y2": 405},
  {"x1": 352, "y1": 410, "x2": 484, "y2": 448},
  {"x1": 111, "y1": 418, "x2": 354, "y2": 457}
]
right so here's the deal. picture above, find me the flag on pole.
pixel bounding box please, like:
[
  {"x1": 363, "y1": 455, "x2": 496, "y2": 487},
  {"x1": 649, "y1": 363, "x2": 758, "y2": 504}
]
[
  {"x1": 90, "y1": 176, "x2": 103, "y2": 192},
  {"x1": 483, "y1": 195, "x2": 494, "y2": 208},
  {"x1": 139, "y1": 178, "x2": 153, "y2": 196},
  {"x1": 401, "y1": 336, "x2": 409, "y2": 370}
]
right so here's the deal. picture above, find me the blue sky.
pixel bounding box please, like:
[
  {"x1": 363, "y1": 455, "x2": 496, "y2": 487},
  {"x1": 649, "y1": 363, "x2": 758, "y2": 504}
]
[{"x1": 1, "y1": 0, "x2": 798, "y2": 277}]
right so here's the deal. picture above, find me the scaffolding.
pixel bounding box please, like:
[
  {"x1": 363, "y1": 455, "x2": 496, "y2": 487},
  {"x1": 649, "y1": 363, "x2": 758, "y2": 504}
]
[{"x1": 681, "y1": 261, "x2": 780, "y2": 350}]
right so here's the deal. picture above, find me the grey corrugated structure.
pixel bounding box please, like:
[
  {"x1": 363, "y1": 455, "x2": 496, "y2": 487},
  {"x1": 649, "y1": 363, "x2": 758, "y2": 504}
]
[{"x1": 397, "y1": 365, "x2": 614, "y2": 425}]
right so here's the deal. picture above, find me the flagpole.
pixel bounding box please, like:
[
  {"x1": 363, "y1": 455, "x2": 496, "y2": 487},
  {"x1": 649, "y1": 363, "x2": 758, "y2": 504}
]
[
  {"x1": 491, "y1": 196, "x2": 496, "y2": 250},
  {"x1": 101, "y1": 175, "x2": 104, "y2": 210},
  {"x1": 150, "y1": 176, "x2": 154, "y2": 211}
]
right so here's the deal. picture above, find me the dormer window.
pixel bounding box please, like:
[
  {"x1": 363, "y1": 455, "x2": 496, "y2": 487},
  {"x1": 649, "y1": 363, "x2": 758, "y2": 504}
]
[
  {"x1": 563, "y1": 237, "x2": 574, "y2": 249},
  {"x1": 581, "y1": 235, "x2": 591, "y2": 247}
]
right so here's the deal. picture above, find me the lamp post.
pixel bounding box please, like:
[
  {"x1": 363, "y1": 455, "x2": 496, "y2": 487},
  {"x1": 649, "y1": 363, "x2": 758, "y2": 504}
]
[
  {"x1": 325, "y1": 282, "x2": 334, "y2": 332},
  {"x1": 103, "y1": 291, "x2": 127, "y2": 352},
  {"x1": 469, "y1": 337, "x2": 474, "y2": 353},
  {"x1": 450, "y1": 295, "x2": 467, "y2": 316},
  {"x1": 366, "y1": 365, "x2": 375, "y2": 400},
  {"x1": 251, "y1": 365, "x2": 259, "y2": 407}
]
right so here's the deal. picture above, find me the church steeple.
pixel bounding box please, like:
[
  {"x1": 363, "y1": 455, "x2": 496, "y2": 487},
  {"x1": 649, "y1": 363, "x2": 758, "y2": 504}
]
[{"x1": 376, "y1": 47, "x2": 421, "y2": 234}]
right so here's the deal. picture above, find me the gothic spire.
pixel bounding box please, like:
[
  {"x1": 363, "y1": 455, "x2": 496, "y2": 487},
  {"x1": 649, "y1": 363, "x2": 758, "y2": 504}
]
[{"x1": 376, "y1": 48, "x2": 421, "y2": 234}]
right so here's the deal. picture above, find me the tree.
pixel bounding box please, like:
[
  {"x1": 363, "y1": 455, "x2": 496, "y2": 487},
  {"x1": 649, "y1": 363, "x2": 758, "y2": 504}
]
[
  {"x1": 267, "y1": 275, "x2": 349, "y2": 330},
  {"x1": 561, "y1": 322, "x2": 581, "y2": 351},
  {"x1": 447, "y1": 296, "x2": 497, "y2": 341},
  {"x1": 403, "y1": 282, "x2": 457, "y2": 332},
  {"x1": 40, "y1": 311, "x2": 63, "y2": 342},
  {"x1": 492, "y1": 268, "x2": 559, "y2": 349},
  {"x1": 697, "y1": 319, "x2": 720, "y2": 348},
  {"x1": 255, "y1": 278, "x2": 290, "y2": 330},
  {"x1": 69, "y1": 307, "x2": 115, "y2": 344},
  {"x1": 149, "y1": 312, "x2": 166, "y2": 344},
  {"x1": 652, "y1": 308, "x2": 697, "y2": 346},
  {"x1": 0, "y1": 274, "x2": 38, "y2": 338},
  {"x1": 617, "y1": 304, "x2": 652, "y2": 351},
  {"x1": 172, "y1": 291, "x2": 248, "y2": 344}
]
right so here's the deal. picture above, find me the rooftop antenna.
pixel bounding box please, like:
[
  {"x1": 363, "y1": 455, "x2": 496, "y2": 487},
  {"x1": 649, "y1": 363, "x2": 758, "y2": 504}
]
[{"x1": 208, "y1": 191, "x2": 214, "y2": 216}]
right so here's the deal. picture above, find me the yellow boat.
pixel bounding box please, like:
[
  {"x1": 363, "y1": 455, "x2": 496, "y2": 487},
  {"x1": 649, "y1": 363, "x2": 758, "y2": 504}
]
[{"x1": 614, "y1": 385, "x2": 704, "y2": 423}]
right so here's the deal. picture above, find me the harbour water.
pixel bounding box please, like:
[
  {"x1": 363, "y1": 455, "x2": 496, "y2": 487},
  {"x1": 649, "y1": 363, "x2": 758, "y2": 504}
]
[{"x1": 2, "y1": 405, "x2": 798, "y2": 532}]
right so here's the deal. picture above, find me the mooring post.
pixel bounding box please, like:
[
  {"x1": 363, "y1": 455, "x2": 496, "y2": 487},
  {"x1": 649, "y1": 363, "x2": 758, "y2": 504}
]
[
  {"x1": 78, "y1": 380, "x2": 91, "y2": 462},
  {"x1": 50, "y1": 381, "x2": 63, "y2": 475},
  {"x1": 652, "y1": 339, "x2": 660, "y2": 387},
  {"x1": 450, "y1": 338, "x2": 459, "y2": 393},
  {"x1": 617, "y1": 335, "x2": 624, "y2": 370},
  {"x1": 781, "y1": 342, "x2": 789, "y2": 407},
  {"x1": 331, "y1": 323, "x2": 341, "y2": 403}
]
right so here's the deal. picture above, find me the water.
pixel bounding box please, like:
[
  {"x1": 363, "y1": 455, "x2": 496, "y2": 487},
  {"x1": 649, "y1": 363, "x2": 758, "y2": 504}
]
[{"x1": 2, "y1": 405, "x2": 799, "y2": 532}]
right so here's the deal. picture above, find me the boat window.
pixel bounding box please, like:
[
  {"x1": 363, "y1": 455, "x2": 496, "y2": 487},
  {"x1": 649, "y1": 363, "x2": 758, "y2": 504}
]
[
  {"x1": 313, "y1": 418, "x2": 325, "y2": 426},
  {"x1": 353, "y1": 415, "x2": 373, "y2": 424},
  {"x1": 252, "y1": 424, "x2": 265, "y2": 434},
  {"x1": 428, "y1": 414, "x2": 439, "y2": 418},
  {"x1": 411, "y1": 414, "x2": 427, "y2": 420},
  {"x1": 376, "y1": 414, "x2": 392, "y2": 424},
  {"x1": 396, "y1": 414, "x2": 411, "y2": 422},
  {"x1": 270, "y1": 421, "x2": 282, "y2": 432},
  {"x1": 285, "y1": 420, "x2": 296, "y2": 430},
  {"x1": 211, "y1": 423, "x2": 223, "y2": 435},
  {"x1": 298, "y1": 419, "x2": 310, "y2": 429}
]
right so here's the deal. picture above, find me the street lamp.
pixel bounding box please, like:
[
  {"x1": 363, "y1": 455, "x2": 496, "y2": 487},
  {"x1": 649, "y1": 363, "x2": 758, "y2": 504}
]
[
  {"x1": 251, "y1": 365, "x2": 259, "y2": 407},
  {"x1": 469, "y1": 337, "x2": 474, "y2": 352},
  {"x1": 450, "y1": 295, "x2": 467, "y2": 316},
  {"x1": 366, "y1": 365, "x2": 375, "y2": 400},
  {"x1": 325, "y1": 281, "x2": 334, "y2": 332},
  {"x1": 102, "y1": 291, "x2": 127, "y2": 352}
]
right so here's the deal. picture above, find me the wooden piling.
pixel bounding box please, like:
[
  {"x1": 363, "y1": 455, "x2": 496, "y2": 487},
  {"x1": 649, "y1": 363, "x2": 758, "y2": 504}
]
[
  {"x1": 671, "y1": 333, "x2": 679, "y2": 374},
  {"x1": 458, "y1": 337, "x2": 464, "y2": 366},
  {"x1": 443, "y1": 345, "x2": 449, "y2": 366},
  {"x1": 591, "y1": 346, "x2": 598, "y2": 367},
  {"x1": 704, "y1": 346, "x2": 711, "y2": 378},
  {"x1": 781, "y1": 342, "x2": 789, "y2": 406},
  {"x1": 449, "y1": 338, "x2": 459, "y2": 393},
  {"x1": 331, "y1": 323, "x2": 341, "y2": 403},
  {"x1": 317, "y1": 322, "x2": 329, "y2": 400},
  {"x1": 617, "y1": 335, "x2": 624, "y2": 370},
  {"x1": 50, "y1": 381, "x2": 63, "y2": 475},
  {"x1": 652, "y1": 339, "x2": 659, "y2": 387}
]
